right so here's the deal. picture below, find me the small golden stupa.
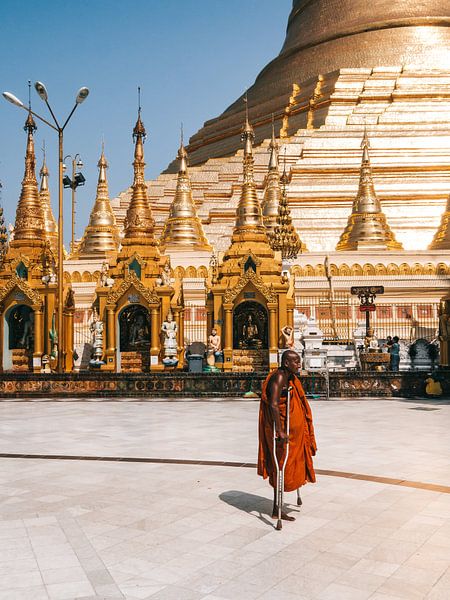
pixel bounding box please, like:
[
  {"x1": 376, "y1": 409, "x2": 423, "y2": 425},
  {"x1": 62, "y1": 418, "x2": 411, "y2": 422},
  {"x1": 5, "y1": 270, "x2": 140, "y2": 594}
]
[
  {"x1": 336, "y1": 131, "x2": 403, "y2": 251},
  {"x1": 39, "y1": 148, "x2": 58, "y2": 256},
  {"x1": 159, "y1": 135, "x2": 211, "y2": 252},
  {"x1": 261, "y1": 119, "x2": 281, "y2": 236},
  {"x1": 76, "y1": 146, "x2": 120, "y2": 260},
  {"x1": 429, "y1": 195, "x2": 450, "y2": 250}
]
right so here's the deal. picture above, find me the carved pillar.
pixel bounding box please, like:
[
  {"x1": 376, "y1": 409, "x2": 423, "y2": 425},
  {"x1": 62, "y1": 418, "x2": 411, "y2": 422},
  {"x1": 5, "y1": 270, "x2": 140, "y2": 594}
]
[
  {"x1": 268, "y1": 302, "x2": 278, "y2": 369},
  {"x1": 223, "y1": 302, "x2": 233, "y2": 371},
  {"x1": 150, "y1": 306, "x2": 162, "y2": 371},
  {"x1": 63, "y1": 308, "x2": 74, "y2": 373},
  {"x1": 173, "y1": 306, "x2": 183, "y2": 369},
  {"x1": 0, "y1": 304, "x2": 3, "y2": 372},
  {"x1": 33, "y1": 305, "x2": 44, "y2": 372},
  {"x1": 104, "y1": 306, "x2": 116, "y2": 371}
]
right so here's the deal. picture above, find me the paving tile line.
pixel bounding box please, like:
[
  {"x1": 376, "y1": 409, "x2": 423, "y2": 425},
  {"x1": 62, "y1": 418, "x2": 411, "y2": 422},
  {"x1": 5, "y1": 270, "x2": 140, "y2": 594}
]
[
  {"x1": 56, "y1": 513, "x2": 125, "y2": 599},
  {"x1": 1, "y1": 452, "x2": 449, "y2": 495}
]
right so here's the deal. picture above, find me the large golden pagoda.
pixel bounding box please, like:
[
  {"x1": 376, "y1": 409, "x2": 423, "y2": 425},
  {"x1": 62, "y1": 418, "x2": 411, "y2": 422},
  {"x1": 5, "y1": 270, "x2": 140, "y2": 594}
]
[
  {"x1": 185, "y1": 0, "x2": 450, "y2": 165},
  {"x1": 76, "y1": 146, "x2": 120, "y2": 260},
  {"x1": 336, "y1": 131, "x2": 403, "y2": 251},
  {"x1": 159, "y1": 138, "x2": 211, "y2": 252}
]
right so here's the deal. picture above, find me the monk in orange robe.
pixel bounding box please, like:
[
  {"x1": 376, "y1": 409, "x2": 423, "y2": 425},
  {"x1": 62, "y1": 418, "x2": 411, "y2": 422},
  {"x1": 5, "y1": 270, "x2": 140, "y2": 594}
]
[{"x1": 258, "y1": 350, "x2": 317, "y2": 520}]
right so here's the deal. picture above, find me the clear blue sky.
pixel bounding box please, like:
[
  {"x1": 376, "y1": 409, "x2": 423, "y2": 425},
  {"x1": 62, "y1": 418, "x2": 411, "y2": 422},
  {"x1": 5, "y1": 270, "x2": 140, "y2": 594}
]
[{"x1": 0, "y1": 0, "x2": 292, "y2": 241}]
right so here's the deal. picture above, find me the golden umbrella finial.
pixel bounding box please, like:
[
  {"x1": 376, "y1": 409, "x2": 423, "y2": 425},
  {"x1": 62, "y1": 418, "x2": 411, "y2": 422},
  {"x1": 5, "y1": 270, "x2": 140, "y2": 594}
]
[{"x1": 269, "y1": 151, "x2": 306, "y2": 259}]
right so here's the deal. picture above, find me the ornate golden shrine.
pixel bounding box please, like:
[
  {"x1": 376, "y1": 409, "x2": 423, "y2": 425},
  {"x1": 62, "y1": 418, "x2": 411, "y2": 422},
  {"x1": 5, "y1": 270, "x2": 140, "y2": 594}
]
[
  {"x1": 93, "y1": 108, "x2": 184, "y2": 372},
  {"x1": 207, "y1": 110, "x2": 294, "y2": 372},
  {"x1": 439, "y1": 295, "x2": 450, "y2": 368},
  {"x1": 0, "y1": 111, "x2": 73, "y2": 373}
]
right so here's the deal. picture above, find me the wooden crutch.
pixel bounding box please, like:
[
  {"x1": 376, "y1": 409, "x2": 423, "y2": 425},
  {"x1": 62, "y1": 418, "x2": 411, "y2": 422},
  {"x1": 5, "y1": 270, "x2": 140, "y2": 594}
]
[{"x1": 272, "y1": 385, "x2": 292, "y2": 530}]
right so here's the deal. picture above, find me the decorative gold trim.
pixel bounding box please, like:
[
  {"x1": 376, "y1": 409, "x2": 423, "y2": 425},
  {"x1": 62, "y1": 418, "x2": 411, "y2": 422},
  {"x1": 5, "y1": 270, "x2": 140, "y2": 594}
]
[
  {"x1": 106, "y1": 271, "x2": 159, "y2": 308},
  {"x1": 223, "y1": 269, "x2": 277, "y2": 304},
  {"x1": 0, "y1": 274, "x2": 43, "y2": 308}
]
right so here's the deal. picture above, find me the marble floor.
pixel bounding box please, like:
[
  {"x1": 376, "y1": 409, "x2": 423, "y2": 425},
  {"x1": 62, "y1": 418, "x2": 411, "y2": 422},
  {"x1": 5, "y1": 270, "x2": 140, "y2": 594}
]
[{"x1": 0, "y1": 397, "x2": 449, "y2": 600}]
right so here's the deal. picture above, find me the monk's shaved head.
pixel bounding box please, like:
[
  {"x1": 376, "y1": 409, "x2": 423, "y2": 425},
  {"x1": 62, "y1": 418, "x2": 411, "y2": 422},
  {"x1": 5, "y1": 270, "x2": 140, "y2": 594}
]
[{"x1": 281, "y1": 350, "x2": 300, "y2": 368}]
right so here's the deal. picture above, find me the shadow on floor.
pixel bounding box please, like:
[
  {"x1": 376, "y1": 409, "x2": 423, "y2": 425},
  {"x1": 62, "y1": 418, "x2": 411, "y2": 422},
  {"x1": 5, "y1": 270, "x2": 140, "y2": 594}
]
[{"x1": 219, "y1": 490, "x2": 300, "y2": 529}]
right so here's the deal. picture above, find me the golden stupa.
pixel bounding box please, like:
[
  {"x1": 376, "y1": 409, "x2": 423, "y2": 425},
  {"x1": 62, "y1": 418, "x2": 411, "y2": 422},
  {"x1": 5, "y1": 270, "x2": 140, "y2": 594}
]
[
  {"x1": 429, "y1": 195, "x2": 450, "y2": 250},
  {"x1": 261, "y1": 121, "x2": 281, "y2": 236},
  {"x1": 336, "y1": 131, "x2": 403, "y2": 251},
  {"x1": 76, "y1": 146, "x2": 120, "y2": 260},
  {"x1": 159, "y1": 138, "x2": 211, "y2": 252},
  {"x1": 39, "y1": 150, "x2": 58, "y2": 256}
]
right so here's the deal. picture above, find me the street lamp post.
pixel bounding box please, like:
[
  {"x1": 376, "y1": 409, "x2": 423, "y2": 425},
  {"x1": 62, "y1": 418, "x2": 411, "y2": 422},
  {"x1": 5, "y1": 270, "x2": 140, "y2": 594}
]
[
  {"x1": 3, "y1": 83, "x2": 89, "y2": 373},
  {"x1": 63, "y1": 154, "x2": 85, "y2": 253}
]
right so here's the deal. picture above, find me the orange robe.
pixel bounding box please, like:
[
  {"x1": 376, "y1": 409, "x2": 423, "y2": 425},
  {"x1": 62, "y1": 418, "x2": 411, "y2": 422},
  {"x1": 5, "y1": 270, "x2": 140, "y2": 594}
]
[{"x1": 257, "y1": 371, "x2": 317, "y2": 492}]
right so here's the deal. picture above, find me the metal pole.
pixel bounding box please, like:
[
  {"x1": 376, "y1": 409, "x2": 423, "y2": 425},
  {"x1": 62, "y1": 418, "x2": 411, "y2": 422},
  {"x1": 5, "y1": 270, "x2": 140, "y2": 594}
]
[
  {"x1": 71, "y1": 157, "x2": 76, "y2": 253},
  {"x1": 57, "y1": 128, "x2": 64, "y2": 373}
]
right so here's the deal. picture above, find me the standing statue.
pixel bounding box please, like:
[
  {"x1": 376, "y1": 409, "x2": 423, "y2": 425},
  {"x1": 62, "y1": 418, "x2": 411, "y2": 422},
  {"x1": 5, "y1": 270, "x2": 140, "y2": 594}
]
[
  {"x1": 161, "y1": 310, "x2": 178, "y2": 364},
  {"x1": 209, "y1": 252, "x2": 219, "y2": 284},
  {"x1": 90, "y1": 309, "x2": 104, "y2": 364},
  {"x1": 158, "y1": 260, "x2": 172, "y2": 287},
  {"x1": 100, "y1": 261, "x2": 109, "y2": 286},
  {"x1": 206, "y1": 328, "x2": 222, "y2": 369},
  {"x1": 280, "y1": 325, "x2": 294, "y2": 350}
]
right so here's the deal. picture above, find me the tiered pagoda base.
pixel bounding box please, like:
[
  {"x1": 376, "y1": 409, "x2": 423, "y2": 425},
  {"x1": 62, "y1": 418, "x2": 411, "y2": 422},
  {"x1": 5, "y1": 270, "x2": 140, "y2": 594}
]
[{"x1": 0, "y1": 371, "x2": 447, "y2": 398}]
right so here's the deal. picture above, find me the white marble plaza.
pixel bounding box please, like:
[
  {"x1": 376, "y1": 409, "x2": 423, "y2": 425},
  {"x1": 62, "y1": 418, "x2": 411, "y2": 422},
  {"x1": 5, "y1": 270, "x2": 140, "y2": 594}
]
[{"x1": 0, "y1": 397, "x2": 449, "y2": 600}]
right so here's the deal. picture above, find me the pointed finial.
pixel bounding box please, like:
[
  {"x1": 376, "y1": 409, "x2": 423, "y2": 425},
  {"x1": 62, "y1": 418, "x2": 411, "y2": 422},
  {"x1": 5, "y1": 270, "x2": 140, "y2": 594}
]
[
  {"x1": 178, "y1": 124, "x2": 188, "y2": 174},
  {"x1": 268, "y1": 114, "x2": 279, "y2": 170},
  {"x1": 281, "y1": 148, "x2": 288, "y2": 185},
  {"x1": 133, "y1": 87, "x2": 146, "y2": 143},
  {"x1": 40, "y1": 141, "x2": 49, "y2": 178},
  {"x1": 24, "y1": 81, "x2": 36, "y2": 134},
  {"x1": 241, "y1": 92, "x2": 254, "y2": 155}
]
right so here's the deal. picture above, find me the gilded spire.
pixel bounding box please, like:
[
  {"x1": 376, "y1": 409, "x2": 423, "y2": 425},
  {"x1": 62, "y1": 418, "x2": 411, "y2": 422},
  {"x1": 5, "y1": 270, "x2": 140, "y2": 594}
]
[
  {"x1": 336, "y1": 130, "x2": 403, "y2": 251},
  {"x1": 261, "y1": 116, "x2": 281, "y2": 235},
  {"x1": 269, "y1": 159, "x2": 306, "y2": 259},
  {"x1": 12, "y1": 108, "x2": 46, "y2": 243},
  {"x1": 39, "y1": 145, "x2": 58, "y2": 255},
  {"x1": 76, "y1": 145, "x2": 120, "y2": 259},
  {"x1": 429, "y1": 194, "x2": 450, "y2": 250},
  {"x1": 160, "y1": 130, "x2": 211, "y2": 251},
  {"x1": 233, "y1": 96, "x2": 266, "y2": 236},
  {"x1": 123, "y1": 99, "x2": 155, "y2": 240}
]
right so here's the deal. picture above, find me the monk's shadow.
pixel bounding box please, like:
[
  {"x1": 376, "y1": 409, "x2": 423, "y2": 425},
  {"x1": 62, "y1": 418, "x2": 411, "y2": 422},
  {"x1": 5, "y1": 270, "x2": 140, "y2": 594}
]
[{"x1": 219, "y1": 490, "x2": 299, "y2": 529}]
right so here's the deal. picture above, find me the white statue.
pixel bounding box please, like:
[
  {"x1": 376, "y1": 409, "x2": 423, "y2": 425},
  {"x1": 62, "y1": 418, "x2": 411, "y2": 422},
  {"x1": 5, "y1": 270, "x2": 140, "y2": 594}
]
[
  {"x1": 8, "y1": 223, "x2": 15, "y2": 241},
  {"x1": 90, "y1": 310, "x2": 104, "y2": 362},
  {"x1": 158, "y1": 261, "x2": 172, "y2": 287},
  {"x1": 161, "y1": 310, "x2": 178, "y2": 358}
]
